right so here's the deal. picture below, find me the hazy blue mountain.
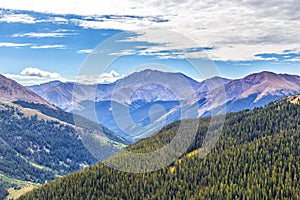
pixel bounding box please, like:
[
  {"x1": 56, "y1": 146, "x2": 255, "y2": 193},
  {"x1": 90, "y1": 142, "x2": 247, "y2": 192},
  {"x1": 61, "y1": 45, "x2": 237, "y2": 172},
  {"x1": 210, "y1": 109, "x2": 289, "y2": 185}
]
[
  {"x1": 74, "y1": 100, "x2": 182, "y2": 140},
  {"x1": 28, "y1": 70, "x2": 206, "y2": 110},
  {"x1": 28, "y1": 70, "x2": 300, "y2": 140},
  {"x1": 28, "y1": 81, "x2": 94, "y2": 111}
]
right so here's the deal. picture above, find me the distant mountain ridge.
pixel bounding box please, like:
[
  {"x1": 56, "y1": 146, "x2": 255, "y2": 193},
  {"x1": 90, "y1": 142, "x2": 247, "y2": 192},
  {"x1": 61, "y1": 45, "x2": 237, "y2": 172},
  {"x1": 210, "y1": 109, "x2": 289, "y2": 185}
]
[
  {"x1": 28, "y1": 70, "x2": 223, "y2": 111},
  {"x1": 28, "y1": 70, "x2": 300, "y2": 139},
  {"x1": 199, "y1": 71, "x2": 300, "y2": 115},
  {"x1": 226, "y1": 71, "x2": 300, "y2": 101}
]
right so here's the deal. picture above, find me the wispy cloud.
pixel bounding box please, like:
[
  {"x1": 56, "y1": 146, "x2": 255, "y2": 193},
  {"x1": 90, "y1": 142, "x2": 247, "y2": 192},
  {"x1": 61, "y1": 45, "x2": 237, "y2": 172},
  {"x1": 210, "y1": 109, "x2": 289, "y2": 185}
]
[
  {"x1": 70, "y1": 15, "x2": 166, "y2": 31},
  {"x1": 109, "y1": 49, "x2": 136, "y2": 56},
  {"x1": 0, "y1": 42, "x2": 67, "y2": 50},
  {"x1": 0, "y1": 12, "x2": 70, "y2": 25},
  {"x1": 285, "y1": 57, "x2": 300, "y2": 62},
  {"x1": 201, "y1": 45, "x2": 300, "y2": 62},
  {"x1": 0, "y1": 42, "x2": 31, "y2": 47},
  {"x1": 30, "y1": 45, "x2": 66, "y2": 49},
  {"x1": 0, "y1": 13, "x2": 36, "y2": 24},
  {"x1": 12, "y1": 32, "x2": 76, "y2": 38},
  {"x1": 77, "y1": 49, "x2": 97, "y2": 54}
]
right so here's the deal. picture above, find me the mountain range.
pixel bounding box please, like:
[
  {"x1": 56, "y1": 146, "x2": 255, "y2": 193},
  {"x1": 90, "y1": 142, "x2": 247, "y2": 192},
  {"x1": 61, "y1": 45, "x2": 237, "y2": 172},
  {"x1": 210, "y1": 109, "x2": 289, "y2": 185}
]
[
  {"x1": 1, "y1": 70, "x2": 300, "y2": 199},
  {"x1": 28, "y1": 70, "x2": 300, "y2": 140}
]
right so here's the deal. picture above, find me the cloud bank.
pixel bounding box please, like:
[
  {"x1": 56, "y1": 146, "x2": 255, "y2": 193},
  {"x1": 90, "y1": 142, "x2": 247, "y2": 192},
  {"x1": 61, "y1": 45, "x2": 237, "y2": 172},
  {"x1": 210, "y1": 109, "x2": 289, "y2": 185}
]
[{"x1": 0, "y1": 0, "x2": 300, "y2": 61}]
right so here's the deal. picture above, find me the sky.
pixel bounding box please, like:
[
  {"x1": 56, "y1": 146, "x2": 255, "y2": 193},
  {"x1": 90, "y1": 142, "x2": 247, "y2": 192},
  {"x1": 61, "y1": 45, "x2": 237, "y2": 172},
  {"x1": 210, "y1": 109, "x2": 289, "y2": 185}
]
[{"x1": 0, "y1": 0, "x2": 300, "y2": 85}]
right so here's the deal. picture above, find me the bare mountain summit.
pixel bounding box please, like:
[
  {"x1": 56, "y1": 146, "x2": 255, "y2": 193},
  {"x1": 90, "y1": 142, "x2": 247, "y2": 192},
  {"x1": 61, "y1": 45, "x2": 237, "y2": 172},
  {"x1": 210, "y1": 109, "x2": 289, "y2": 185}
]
[{"x1": 0, "y1": 74, "x2": 56, "y2": 109}]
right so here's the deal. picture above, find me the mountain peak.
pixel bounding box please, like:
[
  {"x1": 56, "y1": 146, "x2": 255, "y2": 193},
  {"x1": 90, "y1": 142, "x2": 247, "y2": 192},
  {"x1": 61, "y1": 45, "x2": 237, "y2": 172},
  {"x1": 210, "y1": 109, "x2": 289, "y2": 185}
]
[
  {"x1": 227, "y1": 71, "x2": 300, "y2": 102},
  {"x1": 244, "y1": 71, "x2": 276, "y2": 79},
  {"x1": 129, "y1": 69, "x2": 178, "y2": 77},
  {"x1": 0, "y1": 74, "x2": 56, "y2": 109},
  {"x1": 243, "y1": 71, "x2": 297, "y2": 81},
  {"x1": 260, "y1": 71, "x2": 276, "y2": 75}
]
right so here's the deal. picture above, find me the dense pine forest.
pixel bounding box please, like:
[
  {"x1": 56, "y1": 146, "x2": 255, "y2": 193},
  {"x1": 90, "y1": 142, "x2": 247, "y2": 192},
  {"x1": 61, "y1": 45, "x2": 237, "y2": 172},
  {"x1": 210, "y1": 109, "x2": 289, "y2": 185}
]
[
  {"x1": 13, "y1": 101, "x2": 128, "y2": 145},
  {"x1": 19, "y1": 97, "x2": 300, "y2": 199}
]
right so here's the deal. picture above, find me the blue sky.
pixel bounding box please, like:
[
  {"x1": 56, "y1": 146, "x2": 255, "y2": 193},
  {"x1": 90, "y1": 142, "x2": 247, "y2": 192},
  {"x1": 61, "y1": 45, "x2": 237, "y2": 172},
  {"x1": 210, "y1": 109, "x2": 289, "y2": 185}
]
[{"x1": 0, "y1": 1, "x2": 300, "y2": 85}]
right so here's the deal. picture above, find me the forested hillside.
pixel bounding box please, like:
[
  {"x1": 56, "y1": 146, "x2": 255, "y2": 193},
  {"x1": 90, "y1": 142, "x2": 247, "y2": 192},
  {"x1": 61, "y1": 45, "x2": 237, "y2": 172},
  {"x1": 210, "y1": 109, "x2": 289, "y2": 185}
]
[
  {"x1": 0, "y1": 101, "x2": 127, "y2": 199},
  {"x1": 0, "y1": 73, "x2": 129, "y2": 199},
  {"x1": 0, "y1": 102, "x2": 96, "y2": 199},
  {"x1": 19, "y1": 97, "x2": 300, "y2": 199},
  {"x1": 13, "y1": 101, "x2": 128, "y2": 145}
]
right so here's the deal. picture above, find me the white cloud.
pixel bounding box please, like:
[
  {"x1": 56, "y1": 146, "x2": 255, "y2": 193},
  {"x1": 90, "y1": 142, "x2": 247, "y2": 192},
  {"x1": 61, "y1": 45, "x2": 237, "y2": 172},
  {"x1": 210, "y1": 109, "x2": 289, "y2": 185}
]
[
  {"x1": 0, "y1": 42, "x2": 67, "y2": 50},
  {"x1": 76, "y1": 70, "x2": 124, "y2": 84},
  {"x1": 70, "y1": 16, "x2": 161, "y2": 31},
  {"x1": 21, "y1": 67, "x2": 61, "y2": 78},
  {"x1": 0, "y1": 0, "x2": 157, "y2": 16},
  {"x1": 0, "y1": 12, "x2": 70, "y2": 25},
  {"x1": 4, "y1": 67, "x2": 70, "y2": 86},
  {"x1": 12, "y1": 32, "x2": 76, "y2": 38},
  {"x1": 203, "y1": 44, "x2": 300, "y2": 61},
  {"x1": 0, "y1": 13, "x2": 36, "y2": 23},
  {"x1": 1, "y1": 0, "x2": 300, "y2": 61},
  {"x1": 0, "y1": 42, "x2": 31, "y2": 47},
  {"x1": 109, "y1": 49, "x2": 136, "y2": 56},
  {"x1": 285, "y1": 57, "x2": 300, "y2": 62},
  {"x1": 30, "y1": 44, "x2": 66, "y2": 49},
  {"x1": 77, "y1": 49, "x2": 97, "y2": 54}
]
